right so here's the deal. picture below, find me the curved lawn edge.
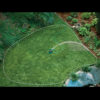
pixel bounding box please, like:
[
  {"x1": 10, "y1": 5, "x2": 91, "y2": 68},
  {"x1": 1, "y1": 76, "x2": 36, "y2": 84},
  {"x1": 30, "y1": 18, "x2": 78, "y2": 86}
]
[
  {"x1": 3, "y1": 40, "x2": 97, "y2": 86},
  {"x1": 2, "y1": 19, "x2": 97, "y2": 86}
]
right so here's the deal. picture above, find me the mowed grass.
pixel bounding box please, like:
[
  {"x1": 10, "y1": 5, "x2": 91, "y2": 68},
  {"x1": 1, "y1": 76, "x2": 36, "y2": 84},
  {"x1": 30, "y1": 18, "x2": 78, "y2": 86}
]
[{"x1": 0, "y1": 14, "x2": 96, "y2": 87}]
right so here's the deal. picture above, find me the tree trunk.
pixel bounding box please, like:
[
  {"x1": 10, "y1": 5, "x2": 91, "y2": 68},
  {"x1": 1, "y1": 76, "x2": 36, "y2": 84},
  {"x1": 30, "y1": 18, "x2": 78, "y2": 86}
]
[{"x1": 96, "y1": 12, "x2": 100, "y2": 35}]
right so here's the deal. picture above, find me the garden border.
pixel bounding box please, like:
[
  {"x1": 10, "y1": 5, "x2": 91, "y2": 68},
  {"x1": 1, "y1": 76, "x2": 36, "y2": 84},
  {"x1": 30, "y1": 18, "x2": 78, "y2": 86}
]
[{"x1": 55, "y1": 12, "x2": 97, "y2": 58}]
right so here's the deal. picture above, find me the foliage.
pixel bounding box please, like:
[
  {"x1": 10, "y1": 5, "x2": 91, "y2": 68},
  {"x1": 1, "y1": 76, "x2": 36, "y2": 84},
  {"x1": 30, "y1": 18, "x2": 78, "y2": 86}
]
[
  {"x1": 66, "y1": 16, "x2": 72, "y2": 21},
  {"x1": 91, "y1": 18, "x2": 98, "y2": 26},
  {"x1": 81, "y1": 12, "x2": 91, "y2": 19},
  {"x1": 92, "y1": 12, "x2": 96, "y2": 16},
  {"x1": 89, "y1": 44, "x2": 93, "y2": 50},
  {"x1": 4, "y1": 12, "x2": 55, "y2": 27},
  {"x1": 32, "y1": 12, "x2": 55, "y2": 27},
  {"x1": 0, "y1": 40, "x2": 4, "y2": 48},
  {"x1": 95, "y1": 40, "x2": 100, "y2": 48},
  {"x1": 84, "y1": 36, "x2": 91, "y2": 44},
  {"x1": 81, "y1": 21, "x2": 85, "y2": 25},
  {"x1": 3, "y1": 12, "x2": 32, "y2": 27},
  {"x1": 0, "y1": 47, "x2": 4, "y2": 61},
  {"x1": 78, "y1": 27, "x2": 90, "y2": 36},
  {"x1": 84, "y1": 23, "x2": 91, "y2": 31},
  {"x1": 1, "y1": 33, "x2": 21, "y2": 48},
  {"x1": 96, "y1": 58, "x2": 100, "y2": 68},
  {"x1": 70, "y1": 73, "x2": 79, "y2": 81},
  {"x1": 89, "y1": 32, "x2": 95, "y2": 38},
  {"x1": 71, "y1": 18, "x2": 78, "y2": 24},
  {"x1": 81, "y1": 65, "x2": 91, "y2": 72},
  {"x1": 70, "y1": 12, "x2": 78, "y2": 17},
  {"x1": 97, "y1": 52, "x2": 100, "y2": 56},
  {"x1": 93, "y1": 36, "x2": 100, "y2": 48},
  {"x1": 0, "y1": 19, "x2": 22, "y2": 48}
]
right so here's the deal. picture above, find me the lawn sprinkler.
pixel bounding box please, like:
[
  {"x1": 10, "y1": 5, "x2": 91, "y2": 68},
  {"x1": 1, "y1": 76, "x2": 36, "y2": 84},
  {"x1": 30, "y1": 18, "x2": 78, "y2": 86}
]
[{"x1": 49, "y1": 49, "x2": 53, "y2": 54}]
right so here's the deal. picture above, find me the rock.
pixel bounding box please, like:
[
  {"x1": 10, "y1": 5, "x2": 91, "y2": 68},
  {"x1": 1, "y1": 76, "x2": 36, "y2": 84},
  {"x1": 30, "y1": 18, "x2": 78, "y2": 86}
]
[
  {"x1": 65, "y1": 79, "x2": 83, "y2": 87},
  {"x1": 90, "y1": 66, "x2": 100, "y2": 84},
  {"x1": 65, "y1": 71, "x2": 95, "y2": 87},
  {"x1": 76, "y1": 71, "x2": 95, "y2": 85},
  {"x1": 64, "y1": 66, "x2": 100, "y2": 87},
  {"x1": 72, "y1": 23, "x2": 82, "y2": 29}
]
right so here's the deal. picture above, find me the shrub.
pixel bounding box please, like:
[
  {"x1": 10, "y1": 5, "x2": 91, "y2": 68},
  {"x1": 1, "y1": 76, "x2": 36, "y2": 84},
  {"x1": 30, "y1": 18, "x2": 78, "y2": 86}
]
[
  {"x1": 91, "y1": 18, "x2": 98, "y2": 26},
  {"x1": 0, "y1": 19, "x2": 22, "y2": 48},
  {"x1": 0, "y1": 40, "x2": 4, "y2": 48},
  {"x1": 1, "y1": 33, "x2": 21, "y2": 48},
  {"x1": 66, "y1": 16, "x2": 72, "y2": 21},
  {"x1": 89, "y1": 44, "x2": 93, "y2": 50},
  {"x1": 4, "y1": 12, "x2": 55, "y2": 27},
  {"x1": 81, "y1": 21, "x2": 85, "y2": 25},
  {"x1": 32, "y1": 12, "x2": 55, "y2": 27},
  {"x1": 70, "y1": 72, "x2": 79, "y2": 81},
  {"x1": 95, "y1": 40, "x2": 100, "y2": 48},
  {"x1": 81, "y1": 65, "x2": 91, "y2": 72},
  {"x1": 96, "y1": 59, "x2": 100, "y2": 68},
  {"x1": 84, "y1": 23, "x2": 91, "y2": 31},
  {"x1": 97, "y1": 52, "x2": 100, "y2": 56},
  {"x1": 70, "y1": 12, "x2": 78, "y2": 17},
  {"x1": 78, "y1": 27, "x2": 90, "y2": 36},
  {"x1": 92, "y1": 12, "x2": 96, "y2": 16},
  {"x1": 89, "y1": 32, "x2": 95, "y2": 38},
  {"x1": 81, "y1": 12, "x2": 91, "y2": 19},
  {"x1": 84, "y1": 36, "x2": 90, "y2": 44},
  {"x1": 71, "y1": 18, "x2": 78, "y2": 24},
  {"x1": 93, "y1": 36, "x2": 100, "y2": 48}
]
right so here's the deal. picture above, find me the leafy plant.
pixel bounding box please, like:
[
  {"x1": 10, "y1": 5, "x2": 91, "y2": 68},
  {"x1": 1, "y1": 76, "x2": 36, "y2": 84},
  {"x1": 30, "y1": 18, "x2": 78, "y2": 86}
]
[
  {"x1": 81, "y1": 21, "x2": 85, "y2": 25},
  {"x1": 70, "y1": 12, "x2": 78, "y2": 17},
  {"x1": 78, "y1": 27, "x2": 90, "y2": 36},
  {"x1": 32, "y1": 12, "x2": 55, "y2": 27},
  {"x1": 81, "y1": 12, "x2": 91, "y2": 19},
  {"x1": 89, "y1": 32, "x2": 95, "y2": 38},
  {"x1": 70, "y1": 72, "x2": 79, "y2": 81},
  {"x1": 97, "y1": 52, "x2": 100, "y2": 56},
  {"x1": 84, "y1": 36, "x2": 90, "y2": 44},
  {"x1": 84, "y1": 23, "x2": 91, "y2": 31},
  {"x1": 91, "y1": 18, "x2": 98, "y2": 26},
  {"x1": 92, "y1": 12, "x2": 96, "y2": 16},
  {"x1": 4, "y1": 12, "x2": 55, "y2": 27},
  {"x1": 93, "y1": 36, "x2": 100, "y2": 48},
  {"x1": 66, "y1": 16, "x2": 72, "y2": 21},
  {"x1": 71, "y1": 18, "x2": 78, "y2": 24},
  {"x1": 81, "y1": 65, "x2": 91, "y2": 72},
  {"x1": 1, "y1": 33, "x2": 21, "y2": 48},
  {"x1": 89, "y1": 44, "x2": 93, "y2": 50},
  {"x1": 0, "y1": 40, "x2": 4, "y2": 48},
  {"x1": 0, "y1": 19, "x2": 22, "y2": 48}
]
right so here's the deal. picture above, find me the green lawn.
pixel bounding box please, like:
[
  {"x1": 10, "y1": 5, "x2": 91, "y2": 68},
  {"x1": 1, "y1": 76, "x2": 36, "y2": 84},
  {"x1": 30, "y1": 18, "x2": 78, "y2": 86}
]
[{"x1": 0, "y1": 14, "x2": 96, "y2": 87}]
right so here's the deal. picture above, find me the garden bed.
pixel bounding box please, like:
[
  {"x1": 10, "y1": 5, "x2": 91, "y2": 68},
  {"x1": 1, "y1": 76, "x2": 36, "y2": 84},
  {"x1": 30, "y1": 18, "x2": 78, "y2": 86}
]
[{"x1": 57, "y1": 12, "x2": 100, "y2": 58}]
